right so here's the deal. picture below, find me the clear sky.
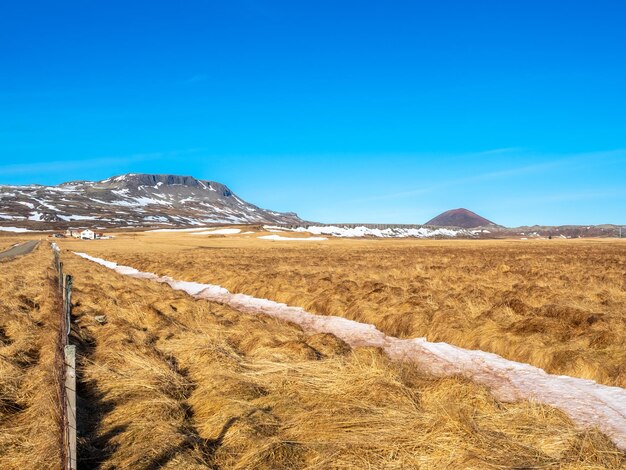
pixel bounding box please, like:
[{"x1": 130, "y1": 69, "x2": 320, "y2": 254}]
[{"x1": 1, "y1": 1, "x2": 624, "y2": 226}]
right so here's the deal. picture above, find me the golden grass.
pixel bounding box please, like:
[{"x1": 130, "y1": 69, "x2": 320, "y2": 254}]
[
  {"x1": 0, "y1": 243, "x2": 62, "y2": 469},
  {"x1": 64, "y1": 233, "x2": 626, "y2": 388},
  {"x1": 0, "y1": 236, "x2": 27, "y2": 253},
  {"x1": 53, "y1": 247, "x2": 625, "y2": 468}
]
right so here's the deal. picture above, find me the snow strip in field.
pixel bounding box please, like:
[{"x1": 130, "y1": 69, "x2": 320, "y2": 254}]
[
  {"x1": 147, "y1": 227, "x2": 209, "y2": 233},
  {"x1": 191, "y1": 228, "x2": 242, "y2": 235},
  {"x1": 73, "y1": 251, "x2": 626, "y2": 450},
  {"x1": 258, "y1": 235, "x2": 328, "y2": 241},
  {"x1": 0, "y1": 226, "x2": 33, "y2": 233}
]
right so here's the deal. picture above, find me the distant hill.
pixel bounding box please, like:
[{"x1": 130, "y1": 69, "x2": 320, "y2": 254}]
[
  {"x1": 0, "y1": 173, "x2": 304, "y2": 229},
  {"x1": 426, "y1": 208, "x2": 499, "y2": 228}
]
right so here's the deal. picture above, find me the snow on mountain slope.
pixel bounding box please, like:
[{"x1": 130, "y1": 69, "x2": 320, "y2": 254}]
[{"x1": 0, "y1": 174, "x2": 303, "y2": 229}]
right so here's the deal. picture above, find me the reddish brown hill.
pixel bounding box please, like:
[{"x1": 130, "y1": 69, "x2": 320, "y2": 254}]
[{"x1": 426, "y1": 208, "x2": 499, "y2": 228}]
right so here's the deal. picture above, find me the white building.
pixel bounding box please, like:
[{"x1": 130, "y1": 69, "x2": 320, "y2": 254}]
[{"x1": 80, "y1": 229, "x2": 95, "y2": 240}]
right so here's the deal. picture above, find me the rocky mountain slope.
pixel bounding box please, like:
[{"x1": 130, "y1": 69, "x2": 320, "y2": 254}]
[
  {"x1": 0, "y1": 173, "x2": 304, "y2": 229},
  {"x1": 426, "y1": 208, "x2": 499, "y2": 228}
]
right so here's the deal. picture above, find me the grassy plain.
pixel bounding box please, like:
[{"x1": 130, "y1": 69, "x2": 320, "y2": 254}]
[
  {"x1": 1, "y1": 232, "x2": 623, "y2": 468},
  {"x1": 61, "y1": 233, "x2": 626, "y2": 387},
  {"x1": 59, "y1": 231, "x2": 626, "y2": 388}
]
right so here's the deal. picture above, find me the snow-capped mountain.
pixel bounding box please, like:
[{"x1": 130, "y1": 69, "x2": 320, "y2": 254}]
[{"x1": 0, "y1": 173, "x2": 304, "y2": 229}]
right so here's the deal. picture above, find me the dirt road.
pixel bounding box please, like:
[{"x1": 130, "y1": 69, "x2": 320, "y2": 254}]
[{"x1": 0, "y1": 240, "x2": 38, "y2": 261}]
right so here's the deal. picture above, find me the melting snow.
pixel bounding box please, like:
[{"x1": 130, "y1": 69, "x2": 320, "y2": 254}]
[
  {"x1": 258, "y1": 235, "x2": 328, "y2": 241},
  {"x1": 109, "y1": 194, "x2": 170, "y2": 207},
  {"x1": 73, "y1": 252, "x2": 626, "y2": 450},
  {"x1": 0, "y1": 226, "x2": 33, "y2": 232},
  {"x1": 31, "y1": 198, "x2": 60, "y2": 211},
  {"x1": 147, "y1": 227, "x2": 209, "y2": 233},
  {"x1": 263, "y1": 225, "x2": 468, "y2": 238},
  {"x1": 132, "y1": 196, "x2": 170, "y2": 206},
  {"x1": 57, "y1": 215, "x2": 98, "y2": 221}
]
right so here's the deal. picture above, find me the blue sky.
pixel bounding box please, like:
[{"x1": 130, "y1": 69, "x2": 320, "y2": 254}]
[{"x1": 1, "y1": 1, "x2": 624, "y2": 226}]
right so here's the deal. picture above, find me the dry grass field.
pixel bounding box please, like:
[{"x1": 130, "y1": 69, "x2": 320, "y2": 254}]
[
  {"x1": 2, "y1": 234, "x2": 624, "y2": 468},
  {"x1": 58, "y1": 246, "x2": 624, "y2": 468},
  {"x1": 0, "y1": 240, "x2": 14, "y2": 251},
  {"x1": 0, "y1": 243, "x2": 62, "y2": 469},
  {"x1": 61, "y1": 232, "x2": 626, "y2": 388}
]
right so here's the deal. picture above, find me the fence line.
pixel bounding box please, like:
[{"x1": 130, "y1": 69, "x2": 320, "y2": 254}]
[{"x1": 54, "y1": 247, "x2": 77, "y2": 470}]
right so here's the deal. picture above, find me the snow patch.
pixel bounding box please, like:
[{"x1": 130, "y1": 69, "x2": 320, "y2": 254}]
[
  {"x1": 191, "y1": 228, "x2": 242, "y2": 235},
  {"x1": 0, "y1": 226, "x2": 33, "y2": 232},
  {"x1": 109, "y1": 196, "x2": 169, "y2": 207},
  {"x1": 264, "y1": 225, "x2": 468, "y2": 239},
  {"x1": 57, "y1": 215, "x2": 98, "y2": 221},
  {"x1": 31, "y1": 198, "x2": 60, "y2": 211},
  {"x1": 258, "y1": 235, "x2": 328, "y2": 241},
  {"x1": 147, "y1": 227, "x2": 209, "y2": 233}
]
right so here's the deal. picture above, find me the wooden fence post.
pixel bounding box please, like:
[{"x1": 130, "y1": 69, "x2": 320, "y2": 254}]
[
  {"x1": 64, "y1": 274, "x2": 72, "y2": 337},
  {"x1": 64, "y1": 345, "x2": 77, "y2": 470},
  {"x1": 58, "y1": 262, "x2": 76, "y2": 469}
]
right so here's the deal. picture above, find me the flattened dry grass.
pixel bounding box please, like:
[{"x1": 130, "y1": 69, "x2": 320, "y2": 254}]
[
  {"x1": 67, "y1": 234, "x2": 626, "y2": 387},
  {"x1": 0, "y1": 243, "x2": 61, "y2": 469},
  {"x1": 59, "y1": 250, "x2": 625, "y2": 469}
]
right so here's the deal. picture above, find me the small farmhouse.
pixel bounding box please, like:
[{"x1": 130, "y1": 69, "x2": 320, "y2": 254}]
[
  {"x1": 64, "y1": 228, "x2": 107, "y2": 240},
  {"x1": 80, "y1": 229, "x2": 95, "y2": 240}
]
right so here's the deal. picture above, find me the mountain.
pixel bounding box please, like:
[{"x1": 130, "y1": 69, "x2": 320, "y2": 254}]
[
  {"x1": 0, "y1": 173, "x2": 304, "y2": 229},
  {"x1": 426, "y1": 208, "x2": 499, "y2": 228}
]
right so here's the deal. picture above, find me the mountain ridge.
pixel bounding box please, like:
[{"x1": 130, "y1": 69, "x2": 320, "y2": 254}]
[{"x1": 0, "y1": 173, "x2": 304, "y2": 229}]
